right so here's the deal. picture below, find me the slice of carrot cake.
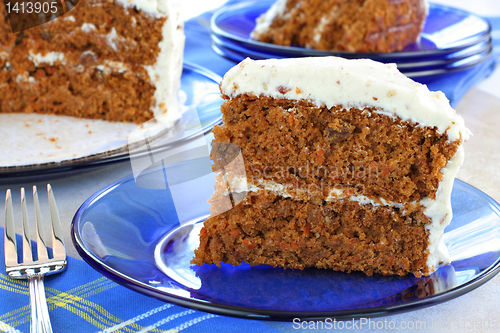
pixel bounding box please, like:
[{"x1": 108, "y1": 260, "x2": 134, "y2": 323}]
[
  {"x1": 192, "y1": 56, "x2": 469, "y2": 277},
  {"x1": 251, "y1": 0, "x2": 428, "y2": 53}
]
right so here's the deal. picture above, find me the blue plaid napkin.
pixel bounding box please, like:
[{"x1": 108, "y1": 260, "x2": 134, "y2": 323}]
[
  {"x1": 1, "y1": 1, "x2": 499, "y2": 332},
  {"x1": 0, "y1": 228, "x2": 280, "y2": 333}
]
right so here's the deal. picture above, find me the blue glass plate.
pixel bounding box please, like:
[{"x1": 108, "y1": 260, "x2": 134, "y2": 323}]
[
  {"x1": 212, "y1": 33, "x2": 493, "y2": 67},
  {"x1": 71, "y1": 164, "x2": 500, "y2": 320},
  {"x1": 0, "y1": 63, "x2": 222, "y2": 183},
  {"x1": 212, "y1": 37, "x2": 493, "y2": 78},
  {"x1": 211, "y1": 0, "x2": 492, "y2": 61}
]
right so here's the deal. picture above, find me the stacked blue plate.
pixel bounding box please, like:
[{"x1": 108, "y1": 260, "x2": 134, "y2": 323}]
[{"x1": 211, "y1": 0, "x2": 493, "y2": 78}]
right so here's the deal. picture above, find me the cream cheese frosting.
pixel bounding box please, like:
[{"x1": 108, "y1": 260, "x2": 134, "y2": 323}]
[
  {"x1": 250, "y1": 0, "x2": 288, "y2": 38},
  {"x1": 143, "y1": 0, "x2": 185, "y2": 124},
  {"x1": 28, "y1": 51, "x2": 66, "y2": 66},
  {"x1": 422, "y1": 145, "x2": 465, "y2": 272},
  {"x1": 116, "y1": 0, "x2": 169, "y2": 16},
  {"x1": 220, "y1": 57, "x2": 470, "y2": 142}
]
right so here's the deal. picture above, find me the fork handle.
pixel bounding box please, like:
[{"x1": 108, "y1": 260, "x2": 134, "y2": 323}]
[{"x1": 28, "y1": 274, "x2": 53, "y2": 333}]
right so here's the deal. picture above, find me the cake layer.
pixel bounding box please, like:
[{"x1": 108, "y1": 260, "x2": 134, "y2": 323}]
[
  {"x1": 1, "y1": 1, "x2": 165, "y2": 65},
  {"x1": 251, "y1": 0, "x2": 428, "y2": 53},
  {"x1": 212, "y1": 95, "x2": 460, "y2": 204},
  {"x1": 193, "y1": 191, "x2": 431, "y2": 277},
  {"x1": 0, "y1": 53, "x2": 155, "y2": 122}
]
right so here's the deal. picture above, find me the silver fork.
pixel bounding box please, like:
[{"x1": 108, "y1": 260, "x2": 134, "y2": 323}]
[{"x1": 4, "y1": 185, "x2": 67, "y2": 333}]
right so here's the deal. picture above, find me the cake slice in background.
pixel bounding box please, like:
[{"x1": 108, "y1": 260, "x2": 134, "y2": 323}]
[
  {"x1": 0, "y1": 0, "x2": 185, "y2": 124},
  {"x1": 251, "y1": 0, "x2": 428, "y2": 53},
  {"x1": 192, "y1": 56, "x2": 470, "y2": 277}
]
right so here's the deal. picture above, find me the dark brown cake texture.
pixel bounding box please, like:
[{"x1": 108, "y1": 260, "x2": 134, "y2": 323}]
[
  {"x1": 192, "y1": 57, "x2": 469, "y2": 277},
  {"x1": 251, "y1": 0, "x2": 428, "y2": 53}
]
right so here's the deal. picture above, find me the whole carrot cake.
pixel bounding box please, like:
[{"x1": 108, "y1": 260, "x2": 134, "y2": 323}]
[
  {"x1": 251, "y1": 0, "x2": 428, "y2": 53},
  {"x1": 0, "y1": 0, "x2": 184, "y2": 124},
  {"x1": 192, "y1": 57, "x2": 470, "y2": 277}
]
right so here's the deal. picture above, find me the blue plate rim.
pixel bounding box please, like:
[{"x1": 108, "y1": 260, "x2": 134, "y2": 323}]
[
  {"x1": 211, "y1": 37, "x2": 494, "y2": 79},
  {"x1": 211, "y1": 0, "x2": 492, "y2": 59},
  {"x1": 0, "y1": 62, "x2": 223, "y2": 182},
  {"x1": 71, "y1": 168, "x2": 500, "y2": 321},
  {"x1": 211, "y1": 33, "x2": 494, "y2": 68}
]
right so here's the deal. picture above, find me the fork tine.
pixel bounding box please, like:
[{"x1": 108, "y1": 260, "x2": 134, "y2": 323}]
[
  {"x1": 4, "y1": 190, "x2": 18, "y2": 267},
  {"x1": 33, "y1": 186, "x2": 49, "y2": 261},
  {"x1": 47, "y1": 184, "x2": 65, "y2": 260},
  {"x1": 21, "y1": 188, "x2": 34, "y2": 265},
  {"x1": 5, "y1": 185, "x2": 66, "y2": 333}
]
